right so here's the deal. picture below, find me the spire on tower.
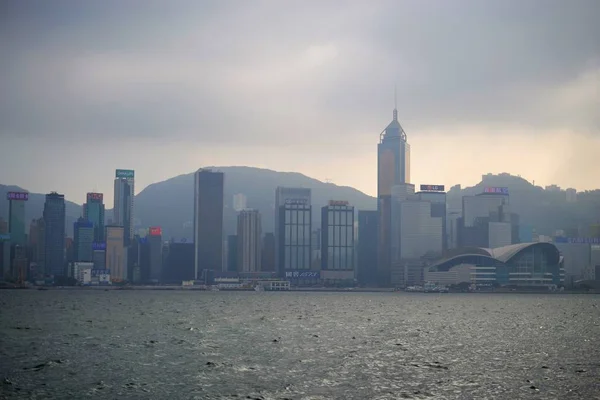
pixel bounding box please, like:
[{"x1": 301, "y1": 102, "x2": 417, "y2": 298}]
[{"x1": 393, "y1": 84, "x2": 398, "y2": 121}]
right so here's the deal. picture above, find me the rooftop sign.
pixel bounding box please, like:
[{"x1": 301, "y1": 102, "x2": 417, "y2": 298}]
[
  {"x1": 419, "y1": 185, "x2": 445, "y2": 192},
  {"x1": 328, "y1": 200, "x2": 349, "y2": 206},
  {"x1": 7, "y1": 192, "x2": 28, "y2": 201},
  {"x1": 484, "y1": 187, "x2": 509, "y2": 195},
  {"x1": 115, "y1": 169, "x2": 135, "y2": 178},
  {"x1": 86, "y1": 192, "x2": 103, "y2": 202}
]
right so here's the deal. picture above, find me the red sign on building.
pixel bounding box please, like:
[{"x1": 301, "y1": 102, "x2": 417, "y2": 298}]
[
  {"x1": 149, "y1": 227, "x2": 162, "y2": 236},
  {"x1": 86, "y1": 192, "x2": 104, "y2": 202}
]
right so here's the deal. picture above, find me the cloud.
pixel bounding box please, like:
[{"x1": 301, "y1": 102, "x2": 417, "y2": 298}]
[{"x1": 0, "y1": 0, "x2": 598, "y2": 148}]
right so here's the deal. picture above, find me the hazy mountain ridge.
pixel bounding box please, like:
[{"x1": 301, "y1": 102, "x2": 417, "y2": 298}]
[{"x1": 1, "y1": 168, "x2": 599, "y2": 239}]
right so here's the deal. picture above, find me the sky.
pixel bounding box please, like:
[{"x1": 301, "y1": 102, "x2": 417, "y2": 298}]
[{"x1": 1, "y1": 0, "x2": 599, "y2": 204}]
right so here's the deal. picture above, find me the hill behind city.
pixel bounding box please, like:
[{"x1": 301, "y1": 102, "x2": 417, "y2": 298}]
[{"x1": 1, "y1": 167, "x2": 599, "y2": 239}]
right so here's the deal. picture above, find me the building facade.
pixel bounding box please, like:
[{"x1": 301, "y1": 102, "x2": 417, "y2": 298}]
[
  {"x1": 106, "y1": 225, "x2": 126, "y2": 282},
  {"x1": 43, "y1": 192, "x2": 66, "y2": 278},
  {"x1": 113, "y1": 169, "x2": 135, "y2": 246},
  {"x1": 261, "y1": 232, "x2": 276, "y2": 272},
  {"x1": 460, "y1": 190, "x2": 512, "y2": 249},
  {"x1": 321, "y1": 201, "x2": 355, "y2": 283},
  {"x1": 84, "y1": 192, "x2": 105, "y2": 242},
  {"x1": 147, "y1": 227, "x2": 163, "y2": 283},
  {"x1": 74, "y1": 217, "x2": 94, "y2": 262},
  {"x1": 357, "y1": 210, "x2": 378, "y2": 286},
  {"x1": 237, "y1": 209, "x2": 262, "y2": 272},
  {"x1": 377, "y1": 105, "x2": 410, "y2": 286},
  {"x1": 193, "y1": 169, "x2": 224, "y2": 278},
  {"x1": 226, "y1": 235, "x2": 238, "y2": 272}
]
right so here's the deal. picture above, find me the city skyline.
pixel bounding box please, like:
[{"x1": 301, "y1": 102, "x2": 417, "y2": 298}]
[{"x1": 1, "y1": 1, "x2": 599, "y2": 203}]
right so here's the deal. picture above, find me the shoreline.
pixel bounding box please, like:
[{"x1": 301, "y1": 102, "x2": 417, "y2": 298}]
[{"x1": 1, "y1": 286, "x2": 598, "y2": 294}]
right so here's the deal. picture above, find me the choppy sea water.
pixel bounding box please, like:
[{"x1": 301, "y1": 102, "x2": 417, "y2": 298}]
[{"x1": 0, "y1": 290, "x2": 599, "y2": 400}]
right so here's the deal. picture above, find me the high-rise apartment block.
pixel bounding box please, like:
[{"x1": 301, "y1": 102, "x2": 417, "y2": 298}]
[
  {"x1": 43, "y1": 192, "x2": 66, "y2": 277},
  {"x1": 233, "y1": 193, "x2": 247, "y2": 212},
  {"x1": 193, "y1": 169, "x2": 224, "y2": 278},
  {"x1": 84, "y1": 192, "x2": 105, "y2": 242},
  {"x1": 236, "y1": 209, "x2": 262, "y2": 272},
  {"x1": 113, "y1": 169, "x2": 135, "y2": 246}
]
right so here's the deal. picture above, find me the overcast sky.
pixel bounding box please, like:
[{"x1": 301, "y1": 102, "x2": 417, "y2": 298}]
[{"x1": 1, "y1": 0, "x2": 599, "y2": 204}]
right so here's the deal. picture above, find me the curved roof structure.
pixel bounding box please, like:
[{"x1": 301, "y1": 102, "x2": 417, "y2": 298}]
[{"x1": 429, "y1": 242, "x2": 561, "y2": 272}]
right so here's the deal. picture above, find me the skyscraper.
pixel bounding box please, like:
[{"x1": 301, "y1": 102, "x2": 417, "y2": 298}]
[
  {"x1": 43, "y1": 192, "x2": 66, "y2": 277},
  {"x1": 321, "y1": 201, "x2": 355, "y2": 284},
  {"x1": 74, "y1": 217, "x2": 94, "y2": 262},
  {"x1": 113, "y1": 169, "x2": 135, "y2": 246},
  {"x1": 84, "y1": 192, "x2": 105, "y2": 242},
  {"x1": 277, "y1": 196, "x2": 312, "y2": 281},
  {"x1": 193, "y1": 169, "x2": 224, "y2": 279},
  {"x1": 377, "y1": 99, "x2": 410, "y2": 286},
  {"x1": 274, "y1": 187, "x2": 311, "y2": 274},
  {"x1": 7, "y1": 192, "x2": 28, "y2": 246},
  {"x1": 237, "y1": 209, "x2": 262, "y2": 272}
]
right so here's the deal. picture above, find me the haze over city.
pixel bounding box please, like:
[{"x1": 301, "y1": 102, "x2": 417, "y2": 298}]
[{"x1": 1, "y1": 0, "x2": 599, "y2": 203}]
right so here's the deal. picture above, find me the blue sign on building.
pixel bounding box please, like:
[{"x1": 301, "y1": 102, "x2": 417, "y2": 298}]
[{"x1": 554, "y1": 237, "x2": 600, "y2": 244}]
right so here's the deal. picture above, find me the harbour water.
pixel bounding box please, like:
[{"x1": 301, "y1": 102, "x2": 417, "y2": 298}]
[{"x1": 1, "y1": 290, "x2": 598, "y2": 399}]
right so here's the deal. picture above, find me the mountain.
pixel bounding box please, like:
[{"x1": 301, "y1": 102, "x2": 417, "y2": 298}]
[
  {"x1": 2, "y1": 168, "x2": 599, "y2": 240},
  {"x1": 446, "y1": 173, "x2": 600, "y2": 236},
  {"x1": 134, "y1": 166, "x2": 377, "y2": 238}
]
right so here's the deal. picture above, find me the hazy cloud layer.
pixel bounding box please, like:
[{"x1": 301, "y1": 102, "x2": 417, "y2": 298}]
[{"x1": 0, "y1": 0, "x2": 599, "y2": 202}]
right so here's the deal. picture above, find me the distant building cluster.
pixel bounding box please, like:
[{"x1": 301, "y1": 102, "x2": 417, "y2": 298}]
[{"x1": 1, "y1": 104, "x2": 598, "y2": 290}]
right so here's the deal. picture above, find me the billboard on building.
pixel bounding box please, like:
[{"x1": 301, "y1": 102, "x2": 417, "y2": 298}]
[
  {"x1": 419, "y1": 185, "x2": 445, "y2": 192},
  {"x1": 0, "y1": 234, "x2": 10, "y2": 241},
  {"x1": 285, "y1": 198, "x2": 309, "y2": 205},
  {"x1": 284, "y1": 271, "x2": 320, "y2": 279},
  {"x1": 86, "y1": 192, "x2": 104, "y2": 202},
  {"x1": 7, "y1": 192, "x2": 28, "y2": 201},
  {"x1": 484, "y1": 187, "x2": 509, "y2": 194},
  {"x1": 328, "y1": 200, "x2": 349, "y2": 206},
  {"x1": 115, "y1": 169, "x2": 135, "y2": 178},
  {"x1": 149, "y1": 227, "x2": 162, "y2": 236},
  {"x1": 92, "y1": 242, "x2": 107, "y2": 251}
]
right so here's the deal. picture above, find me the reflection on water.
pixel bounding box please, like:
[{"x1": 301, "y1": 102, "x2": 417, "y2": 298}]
[{"x1": 0, "y1": 291, "x2": 598, "y2": 399}]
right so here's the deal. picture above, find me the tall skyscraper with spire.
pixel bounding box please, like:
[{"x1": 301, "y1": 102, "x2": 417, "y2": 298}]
[{"x1": 377, "y1": 93, "x2": 411, "y2": 286}]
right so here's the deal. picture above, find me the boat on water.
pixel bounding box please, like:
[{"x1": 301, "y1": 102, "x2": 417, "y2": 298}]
[{"x1": 254, "y1": 285, "x2": 265, "y2": 292}]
